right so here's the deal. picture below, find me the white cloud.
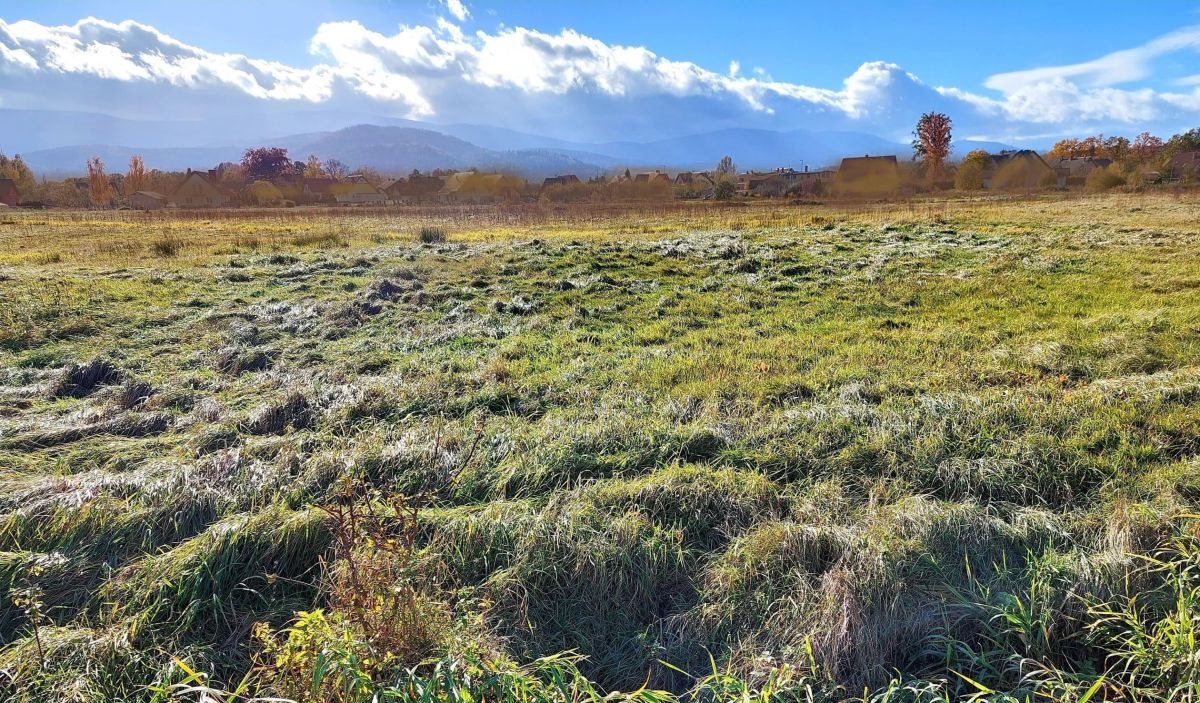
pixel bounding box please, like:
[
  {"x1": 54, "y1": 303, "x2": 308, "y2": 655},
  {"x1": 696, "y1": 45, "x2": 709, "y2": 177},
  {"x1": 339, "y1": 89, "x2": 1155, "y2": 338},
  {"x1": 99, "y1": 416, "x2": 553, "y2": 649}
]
[
  {"x1": 0, "y1": 14, "x2": 1199, "y2": 141},
  {"x1": 986, "y1": 26, "x2": 1200, "y2": 92},
  {"x1": 442, "y1": 0, "x2": 470, "y2": 22}
]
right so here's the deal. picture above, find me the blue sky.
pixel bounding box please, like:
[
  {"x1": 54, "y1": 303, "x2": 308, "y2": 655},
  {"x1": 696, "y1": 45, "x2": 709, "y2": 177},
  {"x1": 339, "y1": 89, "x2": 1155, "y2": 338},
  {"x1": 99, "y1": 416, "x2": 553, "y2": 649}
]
[{"x1": 2, "y1": 0, "x2": 1200, "y2": 145}]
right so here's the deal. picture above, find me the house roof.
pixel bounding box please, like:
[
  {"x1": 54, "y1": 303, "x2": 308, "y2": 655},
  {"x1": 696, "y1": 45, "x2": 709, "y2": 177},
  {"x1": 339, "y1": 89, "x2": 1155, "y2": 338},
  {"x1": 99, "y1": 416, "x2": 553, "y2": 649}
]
[
  {"x1": 303, "y1": 177, "x2": 337, "y2": 194},
  {"x1": 542, "y1": 174, "x2": 580, "y2": 187},
  {"x1": 385, "y1": 175, "x2": 445, "y2": 196},
  {"x1": 1168, "y1": 150, "x2": 1200, "y2": 171},
  {"x1": 1046, "y1": 155, "x2": 1109, "y2": 176},
  {"x1": 131, "y1": 191, "x2": 167, "y2": 200},
  {"x1": 634, "y1": 170, "x2": 670, "y2": 182},
  {"x1": 674, "y1": 172, "x2": 713, "y2": 185},
  {"x1": 839, "y1": 155, "x2": 899, "y2": 167},
  {"x1": 170, "y1": 171, "x2": 230, "y2": 198},
  {"x1": 985, "y1": 150, "x2": 1053, "y2": 171},
  {"x1": 331, "y1": 182, "x2": 384, "y2": 195}
]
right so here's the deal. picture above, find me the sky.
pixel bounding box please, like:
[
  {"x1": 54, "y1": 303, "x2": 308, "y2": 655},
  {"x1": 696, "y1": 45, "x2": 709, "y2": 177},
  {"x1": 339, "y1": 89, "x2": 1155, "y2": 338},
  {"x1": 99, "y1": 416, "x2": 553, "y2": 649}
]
[{"x1": 2, "y1": 0, "x2": 1200, "y2": 146}]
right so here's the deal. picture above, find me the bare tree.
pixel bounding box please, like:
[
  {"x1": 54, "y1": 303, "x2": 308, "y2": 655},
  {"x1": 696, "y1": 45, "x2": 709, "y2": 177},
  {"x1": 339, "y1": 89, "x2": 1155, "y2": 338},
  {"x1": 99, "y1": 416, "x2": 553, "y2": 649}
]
[{"x1": 715, "y1": 155, "x2": 736, "y2": 182}]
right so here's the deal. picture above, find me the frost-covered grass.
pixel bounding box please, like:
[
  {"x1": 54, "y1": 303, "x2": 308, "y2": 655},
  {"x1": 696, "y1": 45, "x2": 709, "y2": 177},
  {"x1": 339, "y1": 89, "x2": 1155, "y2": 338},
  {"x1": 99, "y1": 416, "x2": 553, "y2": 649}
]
[{"x1": 2, "y1": 194, "x2": 1200, "y2": 701}]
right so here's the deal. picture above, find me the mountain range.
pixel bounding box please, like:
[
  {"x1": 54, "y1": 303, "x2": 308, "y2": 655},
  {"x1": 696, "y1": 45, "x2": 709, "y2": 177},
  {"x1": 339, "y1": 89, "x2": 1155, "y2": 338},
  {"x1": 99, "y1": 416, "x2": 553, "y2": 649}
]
[{"x1": 0, "y1": 109, "x2": 1013, "y2": 179}]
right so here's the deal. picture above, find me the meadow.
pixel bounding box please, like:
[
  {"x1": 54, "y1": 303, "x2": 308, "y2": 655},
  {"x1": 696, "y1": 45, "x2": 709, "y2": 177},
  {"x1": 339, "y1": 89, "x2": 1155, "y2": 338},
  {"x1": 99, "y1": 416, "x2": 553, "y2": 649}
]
[{"x1": 1, "y1": 194, "x2": 1199, "y2": 702}]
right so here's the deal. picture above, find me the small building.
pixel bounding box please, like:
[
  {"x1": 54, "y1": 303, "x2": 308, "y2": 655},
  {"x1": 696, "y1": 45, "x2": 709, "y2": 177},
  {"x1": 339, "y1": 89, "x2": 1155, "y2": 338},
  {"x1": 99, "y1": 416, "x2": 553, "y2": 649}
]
[
  {"x1": 737, "y1": 167, "x2": 836, "y2": 196},
  {"x1": 244, "y1": 180, "x2": 285, "y2": 206},
  {"x1": 169, "y1": 170, "x2": 230, "y2": 208},
  {"x1": 0, "y1": 178, "x2": 20, "y2": 207},
  {"x1": 833, "y1": 155, "x2": 901, "y2": 196},
  {"x1": 330, "y1": 182, "x2": 386, "y2": 205},
  {"x1": 1166, "y1": 151, "x2": 1200, "y2": 182},
  {"x1": 634, "y1": 170, "x2": 671, "y2": 183},
  {"x1": 383, "y1": 175, "x2": 445, "y2": 203},
  {"x1": 542, "y1": 174, "x2": 581, "y2": 189},
  {"x1": 128, "y1": 191, "x2": 168, "y2": 210},
  {"x1": 981, "y1": 151, "x2": 1055, "y2": 190},
  {"x1": 674, "y1": 171, "x2": 713, "y2": 187},
  {"x1": 302, "y1": 177, "x2": 337, "y2": 204},
  {"x1": 1047, "y1": 156, "x2": 1111, "y2": 187}
]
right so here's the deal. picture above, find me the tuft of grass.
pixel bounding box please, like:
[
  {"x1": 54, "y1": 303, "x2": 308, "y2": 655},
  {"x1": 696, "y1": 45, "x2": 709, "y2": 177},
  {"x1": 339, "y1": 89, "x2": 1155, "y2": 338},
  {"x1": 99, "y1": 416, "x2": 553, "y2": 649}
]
[
  {"x1": 150, "y1": 234, "x2": 183, "y2": 257},
  {"x1": 418, "y1": 225, "x2": 447, "y2": 243}
]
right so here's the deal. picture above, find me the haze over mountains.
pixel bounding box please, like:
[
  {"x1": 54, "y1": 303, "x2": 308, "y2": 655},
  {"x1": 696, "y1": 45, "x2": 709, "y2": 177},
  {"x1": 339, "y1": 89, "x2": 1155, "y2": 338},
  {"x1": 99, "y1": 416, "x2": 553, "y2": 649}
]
[{"x1": 2, "y1": 109, "x2": 1012, "y2": 178}]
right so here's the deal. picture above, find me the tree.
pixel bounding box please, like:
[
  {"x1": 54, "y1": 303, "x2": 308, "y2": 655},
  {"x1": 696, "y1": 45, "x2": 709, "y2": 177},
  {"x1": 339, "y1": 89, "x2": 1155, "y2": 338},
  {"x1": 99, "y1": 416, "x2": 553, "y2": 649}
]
[
  {"x1": 714, "y1": 180, "x2": 735, "y2": 200},
  {"x1": 1164, "y1": 128, "x2": 1200, "y2": 158},
  {"x1": 1132, "y1": 132, "x2": 1164, "y2": 163},
  {"x1": 715, "y1": 155, "x2": 736, "y2": 182},
  {"x1": 126, "y1": 155, "x2": 147, "y2": 194},
  {"x1": 1103, "y1": 136, "x2": 1131, "y2": 163},
  {"x1": 324, "y1": 159, "x2": 348, "y2": 180},
  {"x1": 304, "y1": 155, "x2": 325, "y2": 178},
  {"x1": 0, "y1": 153, "x2": 36, "y2": 195},
  {"x1": 954, "y1": 149, "x2": 989, "y2": 190},
  {"x1": 241, "y1": 147, "x2": 292, "y2": 180},
  {"x1": 1046, "y1": 138, "x2": 1082, "y2": 160},
  {"x1": 86, "y1": 157, "x2": 112, "y2": 207},
  {"x1": 912, "y1": 112, "x2": 952, "y2": 183}
]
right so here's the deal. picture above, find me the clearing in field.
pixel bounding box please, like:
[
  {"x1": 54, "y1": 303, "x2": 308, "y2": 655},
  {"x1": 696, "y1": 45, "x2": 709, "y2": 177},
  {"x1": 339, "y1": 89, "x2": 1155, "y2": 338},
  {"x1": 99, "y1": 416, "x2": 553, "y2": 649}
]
[{"x1": 2, "y1": 195, "x2": 1200, "y2": 701}]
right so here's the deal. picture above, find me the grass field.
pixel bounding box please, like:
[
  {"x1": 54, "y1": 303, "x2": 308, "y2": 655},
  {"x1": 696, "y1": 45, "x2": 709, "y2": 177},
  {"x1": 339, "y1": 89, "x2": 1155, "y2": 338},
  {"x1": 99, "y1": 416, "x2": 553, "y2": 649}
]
[{"x1": 2, "y1": 194, "x2": 1200, "y2": 701}]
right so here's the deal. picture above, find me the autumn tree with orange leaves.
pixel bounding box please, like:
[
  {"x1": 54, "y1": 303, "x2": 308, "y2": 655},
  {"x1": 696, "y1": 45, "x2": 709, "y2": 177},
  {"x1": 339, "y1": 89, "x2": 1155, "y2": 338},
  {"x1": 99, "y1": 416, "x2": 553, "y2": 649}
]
[
  {"x1": 126, "y1": 155, "x2": 147, "y2": 194},
  {"x1": 1132, "y1": 132, "x2": 1164, "y2": 162},
  {"x1": 87, "y1": 157, "x2": 111, "y2": 207},
  {"x1": 912, "y1": 112, "x2": 952, "y2": 184}
]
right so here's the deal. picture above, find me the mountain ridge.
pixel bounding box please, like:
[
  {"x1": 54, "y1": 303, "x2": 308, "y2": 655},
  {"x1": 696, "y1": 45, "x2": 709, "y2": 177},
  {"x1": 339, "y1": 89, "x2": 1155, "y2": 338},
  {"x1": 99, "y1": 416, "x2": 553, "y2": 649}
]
[{"x1": 7, "y1": 110, "x2": 1014, "y2": 178}]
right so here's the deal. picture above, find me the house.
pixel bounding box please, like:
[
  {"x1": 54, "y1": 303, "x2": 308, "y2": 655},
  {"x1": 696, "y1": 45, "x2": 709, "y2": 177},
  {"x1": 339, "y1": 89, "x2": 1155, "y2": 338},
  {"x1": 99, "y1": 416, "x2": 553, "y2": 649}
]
[
  {"x1": 981, "y1": 151, "x2": 1055, "y2": 190},
  {"x1": 0, "y1": 178, "x2": 20, "y2": 207},
  {"x1": 1047, "y1": 156, "x2": 1111, "y2": 187},
  {"x1": 540, "y1": 174, "x2": 581, "y2": 196},
  {"x1": 833, "y1": 155, "x2": 901, "y2": 196},
  {"x1": 634, "y1": 170, "x2": 671, "y2": 183},
  {"x1": 674, "y1": 172, "x2": 713, "y2": 187},
  {"x1": 737, "y1": 167, "x2": 836, "y2": 196},
  {"x1": 245, "y1": 180, "x2": 285, "y2": 206},
  {"x1": 455, "y1": 173, "x2": 523, "y2": 203},
  {"x1": 1166, "y1": 151, "x2": 1200, "y2": 181},
  {"x1": 542, "y1": 174, "x2": 581, "y2": 189},
  {"x1": 169, "y1": 170, "x2": 231, "y2": 208},
  {"x1": 128, "y1": 191, "x2": 168, "y2": 210},
  {"x1": 330, "y1": 182, "x2": 386, "y2": 205},
  {"x1": 302, "y1": 177, "x2": 337, "y2": 204},
  {"x1": 383, "y1": 175, "x2": 445, "y2": 203}
]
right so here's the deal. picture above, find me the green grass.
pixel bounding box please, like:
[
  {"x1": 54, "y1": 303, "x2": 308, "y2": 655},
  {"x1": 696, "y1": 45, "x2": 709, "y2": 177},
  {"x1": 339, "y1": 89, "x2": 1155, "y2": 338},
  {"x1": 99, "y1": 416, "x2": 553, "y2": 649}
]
[{"x1": 1, "y1": 195, "x2": 1199, "y2": 700}]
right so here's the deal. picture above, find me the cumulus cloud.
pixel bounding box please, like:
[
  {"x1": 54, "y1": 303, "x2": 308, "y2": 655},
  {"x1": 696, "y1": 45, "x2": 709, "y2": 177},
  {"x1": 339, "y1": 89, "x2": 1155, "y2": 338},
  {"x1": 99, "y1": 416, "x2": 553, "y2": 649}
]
[{"x1": 0, "y1": 14, "x2": 1198, "y2": 142}]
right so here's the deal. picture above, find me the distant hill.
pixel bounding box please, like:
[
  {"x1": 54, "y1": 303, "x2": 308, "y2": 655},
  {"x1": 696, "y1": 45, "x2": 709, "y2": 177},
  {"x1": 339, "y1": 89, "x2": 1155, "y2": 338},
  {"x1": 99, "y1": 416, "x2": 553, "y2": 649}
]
[
  {"x1": 279, "y1": 125, "x2": 609, "y2": 178},
  {"x1": 11, "y1": 109, "x2": 1015, "y2": 178},
  {"x1": 21, "y1": 144, "x2": 244, "y2": 175}
]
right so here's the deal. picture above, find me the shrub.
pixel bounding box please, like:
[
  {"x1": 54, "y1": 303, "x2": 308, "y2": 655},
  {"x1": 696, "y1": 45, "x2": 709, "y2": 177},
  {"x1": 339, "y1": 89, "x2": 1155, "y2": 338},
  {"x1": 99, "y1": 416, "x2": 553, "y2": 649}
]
[
  {"x1": 150, "y1": 235, "x2": 183, "y2": 257},
  {"x1": 714, "y1": 180, "x2": 736, "y2": 200},
  {"x1": 418, "y1": 226, "x2": 447, "y2": 243},
  {"x1": 1086, "y1": 165, "x2": 1126, "y2": 192}
]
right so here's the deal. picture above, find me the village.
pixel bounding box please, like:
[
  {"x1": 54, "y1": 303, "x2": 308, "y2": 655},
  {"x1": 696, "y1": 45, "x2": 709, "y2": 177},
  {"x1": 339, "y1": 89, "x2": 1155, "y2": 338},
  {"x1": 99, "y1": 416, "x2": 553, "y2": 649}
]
[{"x1": 1, "y1": 127, "x2": 1199, "y2": 210}]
